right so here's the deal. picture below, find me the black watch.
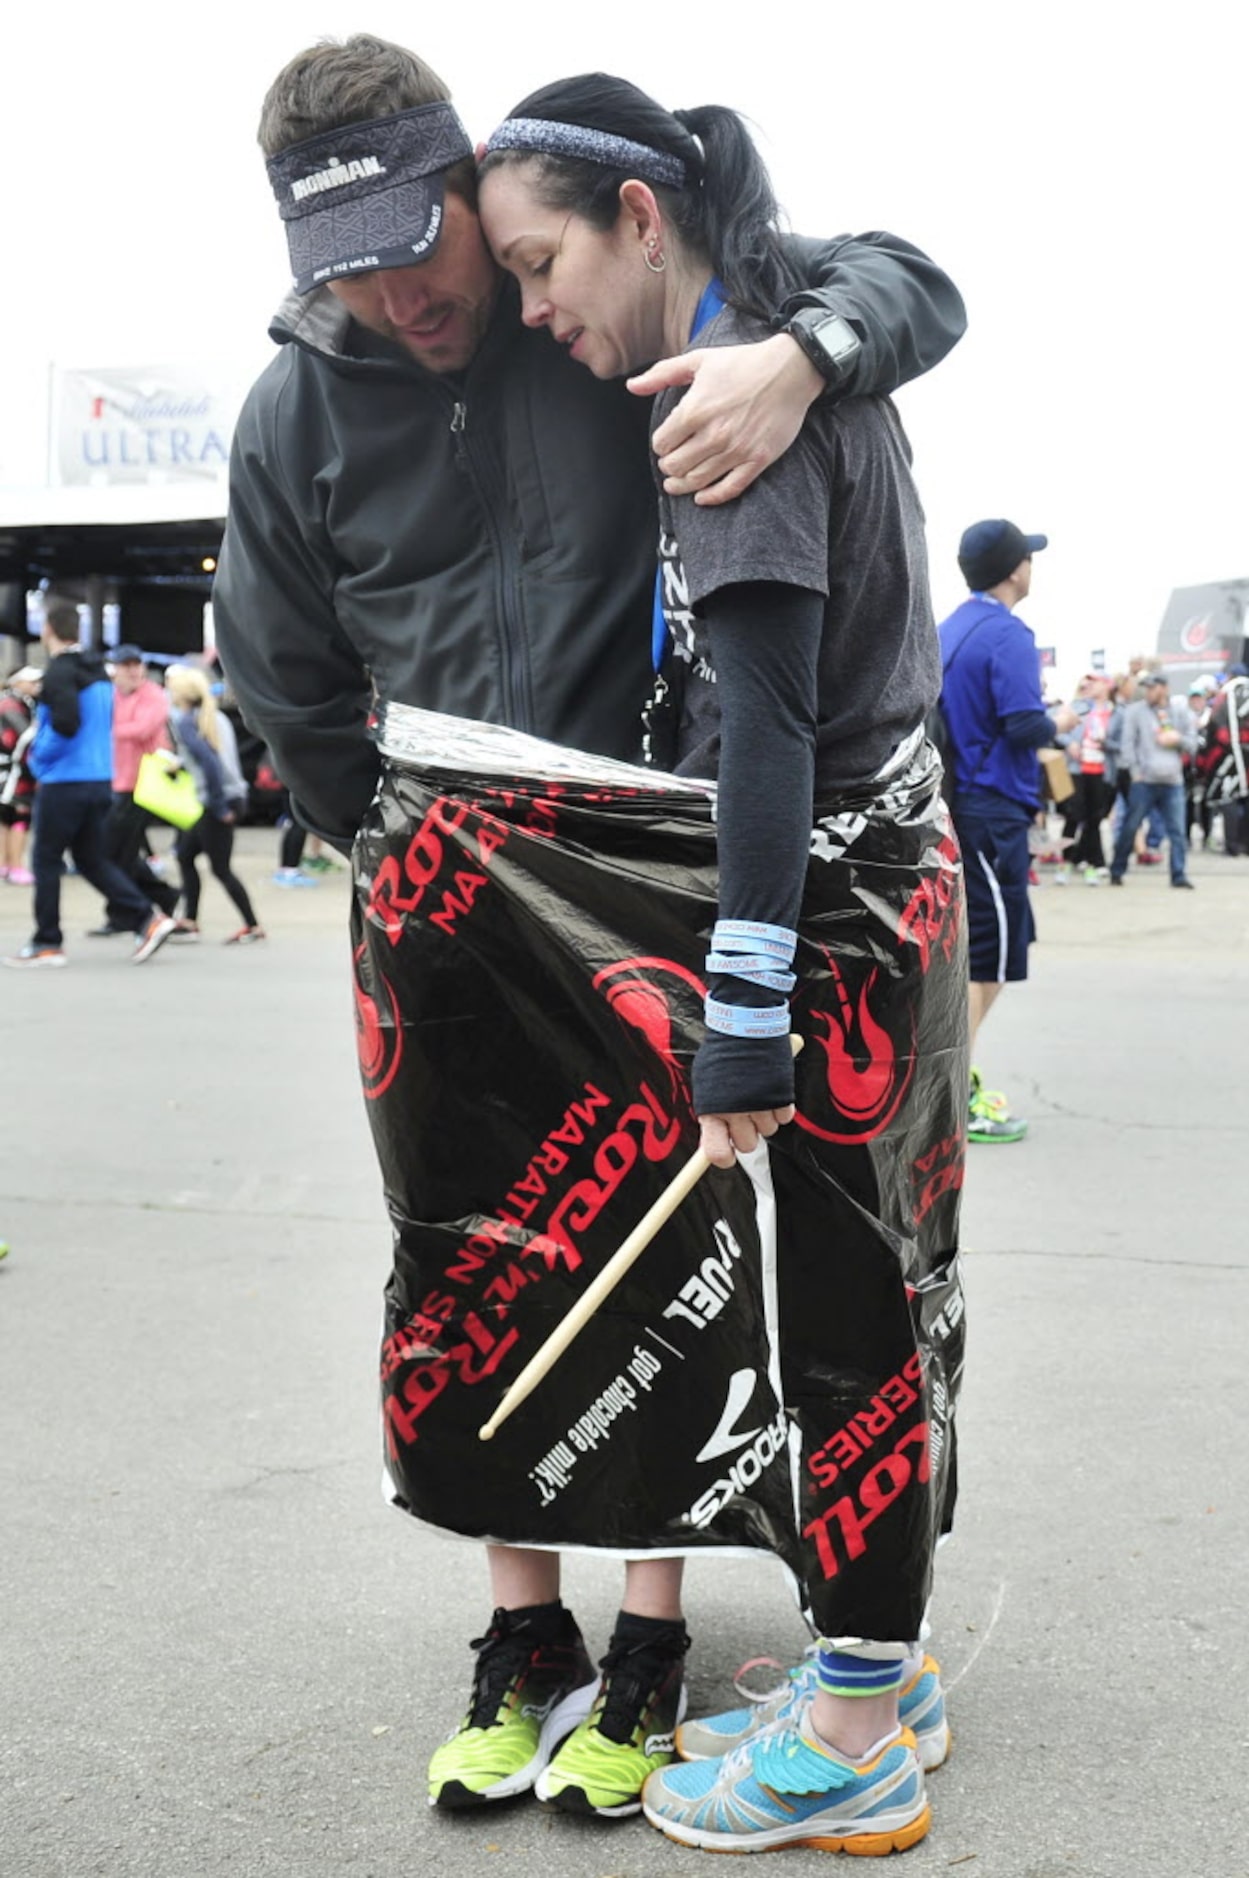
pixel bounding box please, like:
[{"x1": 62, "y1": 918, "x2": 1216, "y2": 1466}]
[{"x1": 785, "y1": 308, "x2": 863, "y2": 387}]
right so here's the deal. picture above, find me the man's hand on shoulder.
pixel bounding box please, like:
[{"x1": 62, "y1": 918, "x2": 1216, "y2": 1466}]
[{"x1": 628, "y1": 333, "x2": 822, "y2": 507}]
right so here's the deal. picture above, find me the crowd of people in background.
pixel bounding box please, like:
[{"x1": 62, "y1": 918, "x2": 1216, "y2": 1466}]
[
  {"x1": 3, "y1": 605, "x2": 1245, "y2": 982},
  {"x1": 0, "y1": 601, "x2": 346, "y2": 969},
  {"x1": 1039, "y1": 658, "x2": 1247, "y2": 886},
  {"x1": 935, "y1": 517, "x2": 1248, "y2": 1154}
]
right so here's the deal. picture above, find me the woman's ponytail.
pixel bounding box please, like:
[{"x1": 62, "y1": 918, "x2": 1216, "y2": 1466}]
[{"x1": 672, "y1": 104, "x2": 800, "y2": 318}]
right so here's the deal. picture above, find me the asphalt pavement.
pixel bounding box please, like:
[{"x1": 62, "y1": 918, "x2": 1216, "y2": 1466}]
[{"x1": 3, "y1": 830, "x2": 1247, "y2": 1878}]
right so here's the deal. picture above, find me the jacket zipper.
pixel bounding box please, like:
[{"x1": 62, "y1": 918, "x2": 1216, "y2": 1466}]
[{"x1": 446, "y1": 394, "x2": 533, "y2": 733}]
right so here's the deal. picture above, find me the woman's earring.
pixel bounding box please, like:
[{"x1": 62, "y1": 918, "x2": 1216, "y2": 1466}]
[{"x1": 644, "y1": 241, "x2": 667, "y2": 275}]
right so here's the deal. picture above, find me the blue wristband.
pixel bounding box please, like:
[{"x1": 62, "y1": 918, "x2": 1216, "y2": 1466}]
[
  {"x1": 705, "y1": 952, "x2": 797, "y2": 993},
  {"x1": 712, "y1": 918, "x2": 797, "y2": 964},
  {"x1": 704, "y1": 996, "x2": 791, "y2": 1039}
]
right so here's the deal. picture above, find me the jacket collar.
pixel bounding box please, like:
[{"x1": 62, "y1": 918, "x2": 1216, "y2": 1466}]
[
  {"x1": 269, "y1": 287, "x2": 352, "y2": 357},
  {"x1": 268, "y1": 276, "x2": 520, "y2": 376}
]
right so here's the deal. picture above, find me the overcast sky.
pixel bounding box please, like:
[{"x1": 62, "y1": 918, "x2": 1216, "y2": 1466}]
[{"x1": 3, "y1": 3, "x2": 1245, "y2": 683}]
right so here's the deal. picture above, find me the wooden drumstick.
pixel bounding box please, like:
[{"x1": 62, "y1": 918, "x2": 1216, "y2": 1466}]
[{"x1": 478, "y1": 1036, "x2": 801, "y2": 1442}]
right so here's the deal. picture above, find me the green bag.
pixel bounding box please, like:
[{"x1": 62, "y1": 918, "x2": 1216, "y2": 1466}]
[{"x1": 134, "y1": 750, "x2": 203, "y2": 829}]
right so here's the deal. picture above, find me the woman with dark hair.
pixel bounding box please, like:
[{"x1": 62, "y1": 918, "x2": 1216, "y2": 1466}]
[{"x1": 475, "y1": 75, "x2": 966, "y2": 1856}]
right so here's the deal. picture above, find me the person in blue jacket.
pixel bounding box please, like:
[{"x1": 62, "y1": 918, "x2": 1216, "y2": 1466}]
[
  {"x1": 937, "y1": 523, "x2": 1076, "y2": 1141},
  {"x1": 3, "y1": 602, "x2": 175, "y2": 970}
]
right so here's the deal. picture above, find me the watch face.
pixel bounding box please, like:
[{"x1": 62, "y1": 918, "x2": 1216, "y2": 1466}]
[{"x1": 813, "y1": 314, "x2": 860, "y2": 364}]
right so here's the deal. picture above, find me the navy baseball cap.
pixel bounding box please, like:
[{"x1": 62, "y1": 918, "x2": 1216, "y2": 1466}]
[
  {"x1": 111, "y1": 644, "x2": 144, "y2": 664},
  {"x1": 958, "y1": 520, "x2": 1048, "y2": 592}
]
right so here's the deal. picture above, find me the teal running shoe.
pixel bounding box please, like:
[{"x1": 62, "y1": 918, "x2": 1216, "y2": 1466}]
[
  {"x1": 643, "y1": 1721, "x2": 930, "y2": 1853},
  {"x1": 676, "y1": 1651, "x2": 950, "y2": 1773}
]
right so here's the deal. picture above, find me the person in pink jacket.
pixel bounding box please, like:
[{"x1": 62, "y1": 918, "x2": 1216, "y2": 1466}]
[{"x1": 92, "y1": 646, "x2": 183, "y2": 937}]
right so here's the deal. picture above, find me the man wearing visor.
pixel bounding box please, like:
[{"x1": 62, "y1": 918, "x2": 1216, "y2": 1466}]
[
  {"x1": 214, "y1": 33, "x2": 967, "y2": 849},
  {"x1": 212, "y1": 32, "x2": 968, "y2": 1815},
  {"x1": 271, "y1": 89, "x2": 492, "y2": 369}
]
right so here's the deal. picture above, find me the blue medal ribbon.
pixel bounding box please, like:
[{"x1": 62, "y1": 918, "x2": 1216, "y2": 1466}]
[{"x1": 651, "y1": 277, "x2": 728, "y2": 669}]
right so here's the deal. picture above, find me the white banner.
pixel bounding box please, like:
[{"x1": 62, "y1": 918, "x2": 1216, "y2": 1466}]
[{"x1": 50, "y1": 364, "x2": 244, "y2": 487}]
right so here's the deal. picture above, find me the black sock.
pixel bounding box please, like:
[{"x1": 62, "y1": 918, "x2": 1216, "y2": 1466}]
[
  {"x1": 499, "y1": 1598, "x2": 568, "y2": 1642},
  {"x1": 610, "y1": 1609, "x2": 690, "y2": 1655}
]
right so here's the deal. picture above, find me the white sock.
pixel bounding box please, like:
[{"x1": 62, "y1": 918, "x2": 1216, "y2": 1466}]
[
  {"x1": 809, "y1": 1722, "x2": 903, "y2": 1766},
  {"x1": 899, "y1": 1648, "x2": 925, "y2": 1687}
]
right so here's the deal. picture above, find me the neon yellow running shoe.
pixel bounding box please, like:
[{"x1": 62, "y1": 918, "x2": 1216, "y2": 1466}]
[
  {"x1": 536, "y1": 1624, "x2": 689, "y2": 1818},
  {"x1": 969, "y1": 1067, "x2": 1028, "y2": 1142},
  {"x1": 428, "y1": 1607, "x2": 596, "y2": 1810},
  {"x1": 969, "y1": 1066, "x2": 1010, "y2": 1117}
]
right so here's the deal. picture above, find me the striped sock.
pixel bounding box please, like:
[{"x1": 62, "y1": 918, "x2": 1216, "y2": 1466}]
[{"x1": 815, "y1": 1642, "x2": 906, "y2": 1700}]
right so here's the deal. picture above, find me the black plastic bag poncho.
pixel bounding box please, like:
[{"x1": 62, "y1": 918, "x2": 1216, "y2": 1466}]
[{"x1": 351, "y1": 707, "x2": 967, "y2": 1643}]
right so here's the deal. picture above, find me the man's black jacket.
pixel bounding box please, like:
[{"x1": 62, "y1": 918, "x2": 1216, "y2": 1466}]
[{"x1": 213, "y1": 234, "x2": 966, "y2": 844}]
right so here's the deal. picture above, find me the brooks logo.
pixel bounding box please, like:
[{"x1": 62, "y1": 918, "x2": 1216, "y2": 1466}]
[
  {"x1": 685, "y1": 1389, "x2": 789, "y2": 1533},
  {"x1": 695, "y1": 1368, "x2": 761, "y2": 1464}
]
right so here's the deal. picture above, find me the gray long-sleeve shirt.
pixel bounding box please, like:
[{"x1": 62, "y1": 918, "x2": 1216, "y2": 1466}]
[{"x1": 1119, "y1": 697, "x2": 1197, "y2": 785}]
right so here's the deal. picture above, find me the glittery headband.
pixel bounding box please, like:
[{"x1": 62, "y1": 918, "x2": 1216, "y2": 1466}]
[{"x1": 484, "y1": 116, "x2": 687, "y2": 188}]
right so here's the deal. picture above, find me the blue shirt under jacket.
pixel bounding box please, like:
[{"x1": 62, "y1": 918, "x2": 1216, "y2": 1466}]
[{"x1": 938, "y1": 594, "x2": 1047, "y2": 809}]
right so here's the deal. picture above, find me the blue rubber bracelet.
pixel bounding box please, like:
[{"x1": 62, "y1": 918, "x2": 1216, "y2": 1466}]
[
  {"x1": 712, "y1": 919, "x2": 798, "y2": 963},
  {"x1": 704, "y1": 996, "x2": 791, "y2": 1039},
  {"x1": 705, "y1": 953, "x2": 797, "y2": 993}
]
